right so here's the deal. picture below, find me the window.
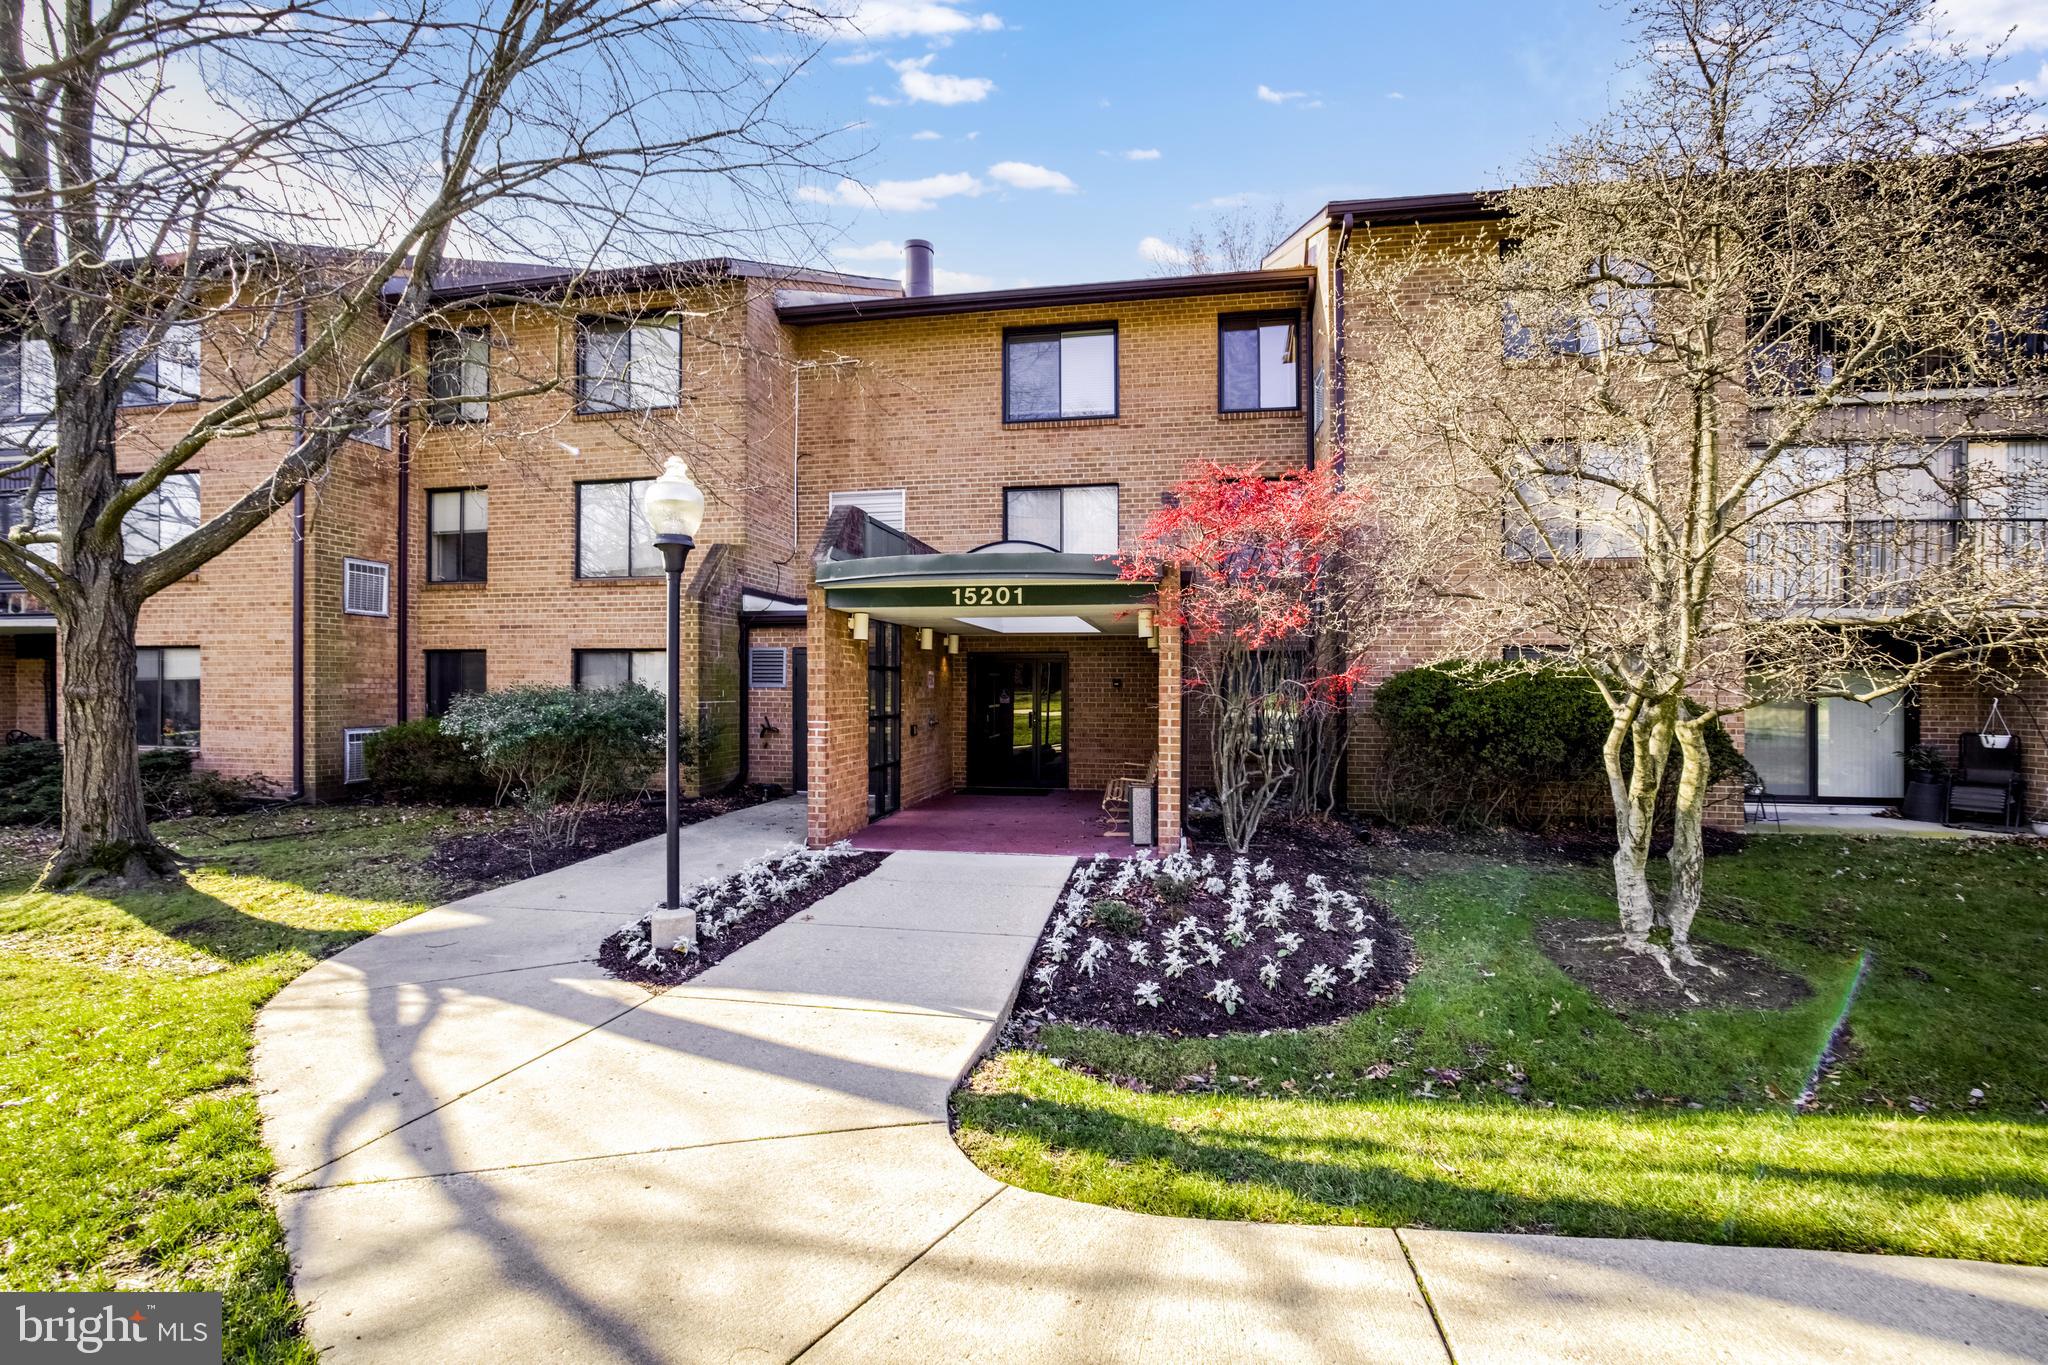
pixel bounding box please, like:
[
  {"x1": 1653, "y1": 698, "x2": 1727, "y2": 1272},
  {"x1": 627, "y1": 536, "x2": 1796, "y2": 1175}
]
[
  {"x1": 748, "y1": 646, "x2": 789, "y2": 689},
  {"x1": 428, "y1": 488, "x2": 488, "y2": 582},
  {"x1": 1003, "y1": 484, "x2": 1119, "y2": 553},
  {"x1": 827, "y1": 488, "x2": 906, "y2": 532},
  {"x1": 425, "y1": 649, "x2": 485, "y2": 717},
  {"x1": 0, "y1": 337, "x2": 55, "y2": 419},
  {"x1": 121, "y1": 472, "x2": 201, "y2": 559},
  {"x1": 1003, "y1": 324, "x2": 1116, "y2": 421},
  {"x1": 1504, "y1": 443, "x2": 1644, "y2": 561},
  {"x1": 120, "y1": 322, "x2": 201, "y2": 406},
  {"x1": 342, "y1": 727, "x2": 377, "y2": 784},
  {"x1": 135, "y1": 646, "x2": 200, "y2": 748},
  {"x1": 574, "y1": 648, "x2": 667, "y2": 695},
  {"x1": 344, "y1": 558, "x2": 390, "y2": 616},
  {"x1": 1501, "y1": 246, "x2": 1652, "y2": 360},
  {"x1": 426, "y1": 330, "x2": 490, "y2": 424},
  {"x1": 577, "y1": 316, "x2": 681, "y2": 413},
  {"x1": 351, "y1": 407, "x2": 393, "y2": 449},
  {"x1": 576, "y1": 479, "x2": 657, "y2": 578},
  {"x1": 1219, "y1": 314, "x2": 1300, "y2": 412}
]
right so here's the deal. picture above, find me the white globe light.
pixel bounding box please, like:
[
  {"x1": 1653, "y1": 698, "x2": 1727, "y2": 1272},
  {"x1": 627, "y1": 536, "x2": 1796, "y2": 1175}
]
[{"x1": 646, "y1": 456, "x2": 705, "y2": 539}]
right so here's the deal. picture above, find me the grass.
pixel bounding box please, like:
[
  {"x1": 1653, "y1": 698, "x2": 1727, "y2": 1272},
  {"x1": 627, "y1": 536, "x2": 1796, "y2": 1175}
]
[
  {"x1": 955, "y1": 833, "x2": 2048, "y2": 1263},
  {"x1": 0, "y1": 807, "x2": 472, "y2": 1360}
]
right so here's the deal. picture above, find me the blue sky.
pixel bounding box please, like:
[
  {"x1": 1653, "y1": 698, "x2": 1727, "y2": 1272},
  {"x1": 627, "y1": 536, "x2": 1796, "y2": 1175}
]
[{"x1": 772, "y1": 0, "x2": 2048, "y2": 290}]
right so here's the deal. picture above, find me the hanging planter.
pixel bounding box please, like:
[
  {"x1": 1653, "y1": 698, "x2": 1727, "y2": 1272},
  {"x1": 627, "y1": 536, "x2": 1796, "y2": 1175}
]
[{"x1": 1978, "y1": 699, "x2": 2013, "y2": 751}]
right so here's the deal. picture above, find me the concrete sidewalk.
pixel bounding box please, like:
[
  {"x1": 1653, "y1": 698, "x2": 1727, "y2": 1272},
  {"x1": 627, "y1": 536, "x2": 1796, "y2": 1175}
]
[{"x1": 256, "y1": 798, "x2": 2048, "y2": 1363}]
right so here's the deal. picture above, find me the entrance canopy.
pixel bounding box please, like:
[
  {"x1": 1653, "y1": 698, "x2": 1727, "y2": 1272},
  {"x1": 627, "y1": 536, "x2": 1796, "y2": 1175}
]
[{"x1": 814, "y1": 548, "x2": 1155, "y2": 637}]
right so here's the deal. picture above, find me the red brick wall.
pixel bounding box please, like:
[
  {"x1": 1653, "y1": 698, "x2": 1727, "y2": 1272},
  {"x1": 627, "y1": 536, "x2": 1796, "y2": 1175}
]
[
  {"x1": 744, "y1": 623, "x2": 803, "y2": 788},
  {"x1": 1917, "y1": 672, "x2": 2048, "y2": 824}
]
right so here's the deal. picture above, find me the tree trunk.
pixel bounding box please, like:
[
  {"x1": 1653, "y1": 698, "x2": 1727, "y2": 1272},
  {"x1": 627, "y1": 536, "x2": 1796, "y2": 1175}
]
[
  {"x1": 1662, "y1": 720, "x2": 1711, "y2": 963},
  {"x1": 39, "y1": 589, "x2": 179, "y2": 888},
  {"x1": 1605, "y1": 703, "x2": 1673, "y2": 952}
]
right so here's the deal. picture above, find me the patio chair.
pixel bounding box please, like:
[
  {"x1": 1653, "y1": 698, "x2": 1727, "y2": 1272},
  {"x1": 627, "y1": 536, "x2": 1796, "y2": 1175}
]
[
  {"x1": 1101, "y1": 755, "x2": 1157, "y2": 833},
  {"x1": 1742, "y1": 764, "x2": 1780, "y2": 826},
  {"x1": 1947, "y1": 734, "x2": 2026, "y2": 830}
]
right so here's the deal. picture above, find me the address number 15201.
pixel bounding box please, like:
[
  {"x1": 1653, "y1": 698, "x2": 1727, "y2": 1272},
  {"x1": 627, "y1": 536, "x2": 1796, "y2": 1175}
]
[{"x1": 950, "y1": 586, "x2": 1027, "y2": 606}]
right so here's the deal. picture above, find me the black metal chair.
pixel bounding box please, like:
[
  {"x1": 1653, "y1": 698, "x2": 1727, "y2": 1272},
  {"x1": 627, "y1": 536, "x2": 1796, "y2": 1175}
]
[
  {"x1": 1947, "y1": 735, "x2": 2025, "y2": 830},
  {"x1": 1742, "y1": 762, "x2": 1781, "y2": 826}
]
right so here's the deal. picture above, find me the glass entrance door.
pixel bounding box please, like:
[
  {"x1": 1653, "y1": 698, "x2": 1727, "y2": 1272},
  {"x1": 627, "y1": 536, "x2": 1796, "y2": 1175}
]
[
  {"x1": 867, "y1": 623, "x2": 901, "y2": 817},
  {"x1": 967, "y1": 655, "x2": 1068, "y2": 789}
]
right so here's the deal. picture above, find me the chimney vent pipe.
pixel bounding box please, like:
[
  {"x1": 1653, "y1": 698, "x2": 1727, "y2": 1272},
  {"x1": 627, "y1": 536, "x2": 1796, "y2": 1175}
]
[{"x1": 904, "y1": 239, "x2": 935, "y2": 297}]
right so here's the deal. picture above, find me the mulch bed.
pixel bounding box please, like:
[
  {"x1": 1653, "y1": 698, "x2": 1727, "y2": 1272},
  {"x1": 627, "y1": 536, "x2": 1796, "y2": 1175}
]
[
  {"x1": 1534, "y1": 915, "x2": 1813, "y2": 1012},
  {"x1": 426, "y1": 788, "x2": 774, "y2": 892},
  {"x1": 1016, "y1": 818, "x2": 1416, "y2": 1035},
  {"x1": 597, "y1": 850, "x2": 886, "y2": 986}
]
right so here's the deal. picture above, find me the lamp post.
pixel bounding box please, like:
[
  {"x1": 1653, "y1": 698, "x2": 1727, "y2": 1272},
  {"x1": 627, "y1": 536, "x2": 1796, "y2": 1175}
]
[{"x1": 646, "y1": 456, "x2": 706, "y2": 916}]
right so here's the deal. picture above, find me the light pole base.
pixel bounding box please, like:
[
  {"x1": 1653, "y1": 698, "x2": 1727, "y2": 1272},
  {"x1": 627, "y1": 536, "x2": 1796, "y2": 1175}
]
[{"x1": 649, "y1": 905, "x2": 698, "y2": 954}]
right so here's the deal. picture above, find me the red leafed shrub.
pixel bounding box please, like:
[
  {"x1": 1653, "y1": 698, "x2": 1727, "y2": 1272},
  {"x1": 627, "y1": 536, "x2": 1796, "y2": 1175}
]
[{"x1": 1123, "y1": 463, "x2": 1392, "y2": 851}]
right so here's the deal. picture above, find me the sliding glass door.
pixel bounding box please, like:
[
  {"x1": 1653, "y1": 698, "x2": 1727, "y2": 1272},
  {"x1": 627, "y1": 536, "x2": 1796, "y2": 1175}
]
[{"x1": 1746, "y1": 675, "x2": 1906, "y2": 800}]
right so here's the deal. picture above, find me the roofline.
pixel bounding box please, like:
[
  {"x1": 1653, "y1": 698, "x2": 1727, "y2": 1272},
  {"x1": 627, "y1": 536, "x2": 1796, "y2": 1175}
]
[
  {"x1": 1276, "y1": 191, "x2": 1504, "y2": 254},
  {"x1": 422, "y1": 257, "x2": 900, "y2": 306},
  {"x1": 777, "y1": 267, "x2": 1315, "y2": 325}
]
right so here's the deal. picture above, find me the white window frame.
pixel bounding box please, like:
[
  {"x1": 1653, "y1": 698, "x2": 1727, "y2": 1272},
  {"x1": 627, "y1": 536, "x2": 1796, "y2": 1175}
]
[
  {"x1": 748, "y1": 646, "x2": 789, "y2": 689},
  {"x1": 343, "y1": 557, "x2": 391, "y2": 616},
  {"x1": 121, "y1": 471, "x2": 201, "y2": 561},
  {"x1": 119, "y1": 321, "x2": 202, "y2": 406},
  {"x1": 342, "y1": 727, "x2": 378, "y2": 784},
  {"x1": 1, "y1": 336, "x2": 56, "y2": 420},
  {"x1": 1002, "y1": 484, "x2": 1120, "y2": 554},
  {"x1": 426, "y1": 328, "x2": 491, "y2": 425}
]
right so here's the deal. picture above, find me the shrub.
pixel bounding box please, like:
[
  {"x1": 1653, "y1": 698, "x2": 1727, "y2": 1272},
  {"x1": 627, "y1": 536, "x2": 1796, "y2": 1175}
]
[
  {"x1": 1088, "y1": 897, "x2": 1145, "y2": 937},
  {"x1": 1373, "y1": 662, "x2": 1740, "y2": 830},
  {"x1": 0, "y1": 741, "x2": 62, "y2": 825},
  {"x1": 364, "y1": 718, "x2": 491, "y2": 802},
  {"x1": 440, "y1": 684, "x2": 673, "y2": 844}
]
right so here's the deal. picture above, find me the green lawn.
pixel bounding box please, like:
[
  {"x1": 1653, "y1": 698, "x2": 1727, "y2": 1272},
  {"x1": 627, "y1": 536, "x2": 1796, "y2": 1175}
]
[
  {"x1": 0, "y1": 808, "x2": 469, "y2": 1360},
  {"x1": 955, "y1": 834, "x2": 2048, "y2": 1263}
]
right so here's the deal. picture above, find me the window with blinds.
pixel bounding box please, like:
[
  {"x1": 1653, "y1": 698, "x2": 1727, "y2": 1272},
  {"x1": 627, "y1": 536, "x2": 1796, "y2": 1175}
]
[{"x1": 827, "y1": 488, "x2": 906, "y2": 532}]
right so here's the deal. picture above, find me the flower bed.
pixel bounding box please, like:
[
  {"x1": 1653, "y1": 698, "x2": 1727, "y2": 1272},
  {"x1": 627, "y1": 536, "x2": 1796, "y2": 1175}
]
[
  {"x1": 598, "y1": 843, "x2": 885, "y2": 985},
  {"x1": 1016, "y1": 846, "x2": 1413, "y2": 1033}
]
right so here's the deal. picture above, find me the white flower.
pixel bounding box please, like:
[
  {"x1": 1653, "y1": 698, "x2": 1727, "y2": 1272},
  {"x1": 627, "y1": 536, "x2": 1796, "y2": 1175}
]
[
  {"x1": 1161, "y1": 947, "x2": 1193, "y2": 979},
  {"x1": 1206, "y1": 977, "x2": 1245, "y2": 1014},
  {"x1": 1076, "y1": 937, "x2": 1110, "y2": 978},
  {"x1": 1126, "y1": 940, "x2": 1153, "y2": 966},
  {"x1": 1273, "y1": 930, "x2": 1304, "y2": 958},
  {"x1": 1303, "y1": 963, "x2": 1338, "y2": 998},
  {"x1": 1257, "y1": 955, "x2": 1282, "y2": 991},
  {"x1": 1133, "y1": 980, "x2": 1163, "y2": 1008}
]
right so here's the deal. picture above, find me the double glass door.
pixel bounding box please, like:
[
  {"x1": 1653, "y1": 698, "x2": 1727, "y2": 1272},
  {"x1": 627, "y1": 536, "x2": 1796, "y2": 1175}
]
[{"x1": 968, "y1": 656, "x2": 1067, "y2": 790}]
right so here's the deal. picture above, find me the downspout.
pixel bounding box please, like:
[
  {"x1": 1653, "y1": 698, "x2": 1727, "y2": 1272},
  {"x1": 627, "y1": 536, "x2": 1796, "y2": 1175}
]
[
  {"x1": 737, "y1": 620, "x2": 751, "y2": 788},
  {"x1": 1331, "y1": 211, "x2": 1354, "y2": 478},
  {"x1": 395, "y1": 421, "x2": 410, "y2": 722},
  {"x1": 290, "y1": 301, "x2": 307, "y2": 800}
]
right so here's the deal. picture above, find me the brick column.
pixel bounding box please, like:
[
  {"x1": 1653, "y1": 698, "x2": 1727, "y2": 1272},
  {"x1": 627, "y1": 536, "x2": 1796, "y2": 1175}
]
[
  {"x1": 1155, "y1": 568, "x2": 1184, "y2": 848},
  {"x1": 805, "y1": 583, "x2": 871, "y2": 848}
]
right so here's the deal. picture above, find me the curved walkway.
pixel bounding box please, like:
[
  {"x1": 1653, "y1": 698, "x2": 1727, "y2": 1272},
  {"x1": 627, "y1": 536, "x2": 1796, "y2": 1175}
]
[{"x1": 256, "y1": 798, "x2": 2048, "y2": 1363}]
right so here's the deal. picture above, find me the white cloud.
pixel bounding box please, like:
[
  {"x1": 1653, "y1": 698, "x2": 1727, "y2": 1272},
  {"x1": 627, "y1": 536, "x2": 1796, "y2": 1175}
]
[
  {"x1": 1929, "y1": 0, "x2": 2048, "y2": 51},
  {"x1": 1256, "y1": 84, "x2": 1305, "y2": 104},
  {"x1": 910, "y1": 128, "x2": 944, "y2": 140},
  {"x1": 839, "y1": 2, "x2": 1004, "y2": 41},
  {"x1": 933, "y1": 266, "x2": 995, "y2": 291},
  {"x1": 1122, "y1": 147, "x2": 1162, "y2": 160},
  {"x1": 1385, "y1": 91, "x2": 1406, "y2": 100},
  {"x1": 891, "y1": 54, "x2": 994, "y2": 104},
  {"x1": 987, "y1": 160, "x2": 1076, "y2": 192},
  {"x1": 1138, "y1": 235, "x2": 1190, "y2": 267},
  {"x1": 831, "y1": 238, "x2": 909, "y2": 262},
  {"x1": 832, "y1": 48, "x2": 884, "y2": 66},
  {"x1": 799, "y1": 172, "x2": 986, "y2": 212}
]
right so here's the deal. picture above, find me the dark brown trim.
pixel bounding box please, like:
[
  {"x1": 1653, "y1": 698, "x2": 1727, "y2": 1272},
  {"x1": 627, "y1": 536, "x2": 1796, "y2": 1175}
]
[
  {"x1": 1278, "y1": 191, "x2": 1500, "y2": 248},
  {"x1": 1216, "y1": 309, "x2": 1306, "y2": 415},
  {"x1": 424, "y1": 484, "x2": 489, "y2": 583},
  {"x1": 1001, "y1": 321, "x2": 1119, "y2": 423},
  {"x1": 781, "y1": 267, "x2": 1314, "y2": 325},
  {"x1": 573, "y1": 314, "x2": 683, "y2": 416},
  {"x1": 419, "y1": 256, "x2": 899, "y2": 307},
  {"x1": 290, "y1": 301, "x2": 306, "y2": 799},
  {"x1": 572, "y1": 477, "x2": 660, "y2": 580},
  {"x1": 396, "y1": 422, "x2": 410, "y2": 722},
  {"x1": 1332, "y1": 212, "x2": 1353, "y2": 473}
]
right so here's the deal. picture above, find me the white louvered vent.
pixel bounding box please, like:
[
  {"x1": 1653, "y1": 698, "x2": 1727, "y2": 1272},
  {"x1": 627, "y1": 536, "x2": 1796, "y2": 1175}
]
[
  {"x1": 343, "y1": 558, "x2": 390, "y2": 616},
  {"x1": 827, "y1": 488, "x2": 906, "y2": 531},
  {"x1": 748, "y1": 646, "x2": 789, "y2": 689},
  {"x1": 342, "y1": 727, "x2": 376, "y2": 783}
]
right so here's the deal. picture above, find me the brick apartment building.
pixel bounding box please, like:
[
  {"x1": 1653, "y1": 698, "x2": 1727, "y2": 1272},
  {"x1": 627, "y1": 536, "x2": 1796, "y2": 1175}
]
[{"x1": 4, "y1": 197, "x2": 2044, "y2": 843}]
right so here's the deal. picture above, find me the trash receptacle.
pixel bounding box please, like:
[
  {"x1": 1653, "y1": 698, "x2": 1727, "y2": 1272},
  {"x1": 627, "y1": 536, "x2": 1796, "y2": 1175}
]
[{"x1": 1130, "y1": 784, "x2": 1156, "y2": 847}]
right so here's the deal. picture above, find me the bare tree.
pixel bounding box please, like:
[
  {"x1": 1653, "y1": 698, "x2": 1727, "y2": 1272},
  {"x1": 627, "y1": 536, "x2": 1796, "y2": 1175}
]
[
  {"x1": 1343, "y1": 0, "x2": 2048, "y2": 968},
  {"x1": 0, "y1": 0, "x2": 852, "y2": 885},
  {"x1": 1155, "y1": 200, "x2": 1294, "y2": 275}
]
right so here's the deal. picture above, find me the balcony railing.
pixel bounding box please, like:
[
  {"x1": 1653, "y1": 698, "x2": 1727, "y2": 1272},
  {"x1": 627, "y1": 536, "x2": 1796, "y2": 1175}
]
[{"x1": 1746, "y1": 517, "x2": 2048, "y2": 609}]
